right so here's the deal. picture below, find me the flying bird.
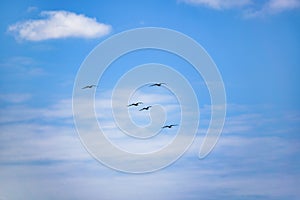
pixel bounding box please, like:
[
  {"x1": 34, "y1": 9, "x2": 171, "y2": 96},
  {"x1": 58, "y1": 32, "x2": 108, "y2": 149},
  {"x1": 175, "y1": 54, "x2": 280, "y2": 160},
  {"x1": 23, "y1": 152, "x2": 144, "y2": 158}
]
[
  {"x1": 162, "y1": 124, "x2": 178, "y2": 129},
  {"x1": 82, "y1": 85, "x2": 97, "y2": 89},
  {"x1": 149, "y1": 83, "x2": 166, "y2": 87},
  {"x1": 127, "y1": 102, "x2": 143, "y2": 107},
  {"x1": 139, "y1": 106, "x2": 152, "y2": 111}
]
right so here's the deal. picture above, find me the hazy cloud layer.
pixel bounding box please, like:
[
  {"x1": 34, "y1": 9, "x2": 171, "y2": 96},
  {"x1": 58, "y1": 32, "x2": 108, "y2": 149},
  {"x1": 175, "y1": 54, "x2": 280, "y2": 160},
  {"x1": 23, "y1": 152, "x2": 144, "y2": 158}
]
[{"x1": 0, "y1": 98, "x2": 299, "y2": 199}]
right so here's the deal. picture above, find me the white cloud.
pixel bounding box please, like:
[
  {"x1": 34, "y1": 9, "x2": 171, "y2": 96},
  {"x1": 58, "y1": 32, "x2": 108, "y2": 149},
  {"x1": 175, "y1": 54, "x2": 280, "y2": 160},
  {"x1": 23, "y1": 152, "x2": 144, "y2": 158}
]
[
  {"x1": 0, "y1": 56, "x2": 46, "y2": 77},
  {"x1": 267, "y1": 0, "x2": 300, "y2": 12},
  {"x1": 0, "y1": 93, "x2": 31, "y2": 103},
  {"x1": 180, "y1": 0, "x2": 252, "y2": 9},
  {"x1": 0, "y1": 123, "x2": 89, "y2": 163},
  {"x1": 26, "y1": 6, "x2": 38, "y2": 13},
  {"x1": 244, "y1": 0, "x2": 300, "y2": 17},
  {"x1": 181, "y1": 0, "x2": 300, "y2": 16},
  {"x1": 1, "y1": 132, "x2": 299, "y2": 199},
  {"x1": 8, "y1": 10, "x2": 112, "y2": 41},
  {"x1": 1, "y1": 95, "x2": 300, "y2": 199}
]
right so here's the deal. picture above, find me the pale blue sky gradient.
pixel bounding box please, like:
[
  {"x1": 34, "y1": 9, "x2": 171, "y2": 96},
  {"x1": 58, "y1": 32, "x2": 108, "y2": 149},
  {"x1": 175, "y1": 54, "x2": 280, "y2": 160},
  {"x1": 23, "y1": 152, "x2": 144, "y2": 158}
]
[{"x1": 0, "y1": 0, "x2": 300, "y2": 199}]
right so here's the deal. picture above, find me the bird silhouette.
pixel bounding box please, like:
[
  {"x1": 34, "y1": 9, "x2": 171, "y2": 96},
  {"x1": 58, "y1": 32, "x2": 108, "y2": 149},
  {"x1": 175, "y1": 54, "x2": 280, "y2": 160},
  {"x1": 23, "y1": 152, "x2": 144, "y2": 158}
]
[
  {"x1": 139, "y1": 106, "x2": 152, "y2": 111},
  {"x1": 82, "y1": 85, "x2": 97, "y2": 89},
  {"x1": 128, "y1": 102, "x2": 143, "y2": 107},
  {"x1": 162, "y1": 124, "x2": 178, "y2": 129},
  {"x1": 149, "y1": 83, "x2": 166, "y2": 87}
]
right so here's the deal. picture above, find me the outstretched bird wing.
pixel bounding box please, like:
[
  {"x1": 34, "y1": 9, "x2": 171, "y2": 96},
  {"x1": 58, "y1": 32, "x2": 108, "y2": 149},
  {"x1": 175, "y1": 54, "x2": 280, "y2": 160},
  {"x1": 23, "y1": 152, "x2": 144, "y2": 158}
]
[
  {"x1": 82, "y1": 85, "x2": 97, "y2": 89},
  {"x1": 162, "y1": 124, "x2": 178, "y2": 128}
]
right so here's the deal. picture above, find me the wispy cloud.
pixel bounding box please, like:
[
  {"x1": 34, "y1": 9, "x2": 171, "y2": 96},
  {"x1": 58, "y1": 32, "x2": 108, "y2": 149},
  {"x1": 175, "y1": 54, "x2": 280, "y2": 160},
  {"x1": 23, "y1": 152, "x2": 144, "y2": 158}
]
[
  {"x1": 0, "y1": 123, "x2": 88, "y2": 164},
  {"x1": 245, "y1": 0, "x2": 300, "y2": 17},
  {"x1": 181, "y1": 0, "x2": 300, "y2": 16},
  {"x1": 0, "y1": 94, "x2": 299, "y2": 199},
  {"x1": 180, "y1": 0, "x2": 252, "y2": 9},
  {"x1": 267, "y1": 0, "x2": 300, "y2": 12},
  {"x1": 26, "y1": 6, "x2": 38, "y2": 13},
  {"x1": 8, "y1": 10, "x2": 112, "y2": 41},
  {"x1": 0, "y1": 93, "x2": 31, "y2": 103},
  {"x1": 0, "y1": 56, "x2": 46, "y2": 77}
]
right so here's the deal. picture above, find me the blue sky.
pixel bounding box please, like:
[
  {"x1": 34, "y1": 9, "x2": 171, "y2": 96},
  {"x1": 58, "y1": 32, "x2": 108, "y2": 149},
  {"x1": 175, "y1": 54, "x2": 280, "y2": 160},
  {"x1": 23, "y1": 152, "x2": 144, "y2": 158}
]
[{"x1": 0, "y1": 0, "x2": 300, "y2": 199}]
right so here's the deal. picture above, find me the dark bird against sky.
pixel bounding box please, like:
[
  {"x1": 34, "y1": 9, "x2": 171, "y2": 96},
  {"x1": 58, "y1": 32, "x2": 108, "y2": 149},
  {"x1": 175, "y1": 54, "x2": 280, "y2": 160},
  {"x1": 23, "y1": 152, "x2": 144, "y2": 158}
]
[
  {"x1": 162, "y1": 124, "x2": 178, "y2": 129},
  {"x1": 82, "y1": 85, "x2": 97, "y2": 89},
  {"x1": 149, "y1": 83, "x2": 166, "y2": 87},
  {"x1": 139, "y1": 106, "x2": 152, "y2": 111},
  {"x1": 128, "y1": 102, "x2": 143, "y2": 107}
]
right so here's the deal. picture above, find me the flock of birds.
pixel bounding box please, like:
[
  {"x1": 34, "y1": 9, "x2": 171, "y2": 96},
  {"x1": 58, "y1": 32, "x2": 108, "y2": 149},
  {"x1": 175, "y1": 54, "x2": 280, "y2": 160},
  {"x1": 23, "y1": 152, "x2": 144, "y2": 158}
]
[{"x1": 82, "y1": 82, "x2": 178, "y2": 129}]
